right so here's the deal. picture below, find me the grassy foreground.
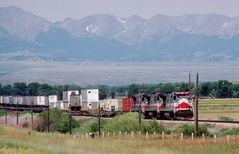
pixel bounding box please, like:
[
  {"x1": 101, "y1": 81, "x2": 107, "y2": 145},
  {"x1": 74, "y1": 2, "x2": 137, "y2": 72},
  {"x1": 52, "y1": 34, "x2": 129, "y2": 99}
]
[{"x1": 0, "y1": 126, "x2": 239, "y2": 154}]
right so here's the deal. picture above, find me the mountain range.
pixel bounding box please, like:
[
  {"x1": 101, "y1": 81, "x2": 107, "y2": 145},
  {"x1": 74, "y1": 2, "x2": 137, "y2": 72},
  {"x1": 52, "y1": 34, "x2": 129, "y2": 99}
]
[{"x1": 1, "y1": 6, "x2": 239, "y2": 61}]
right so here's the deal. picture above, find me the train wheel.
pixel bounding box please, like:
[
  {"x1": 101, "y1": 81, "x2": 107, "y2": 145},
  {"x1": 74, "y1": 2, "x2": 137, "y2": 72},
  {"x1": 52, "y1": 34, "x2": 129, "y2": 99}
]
[
  {"x1": 159, "y1": 112, "x2": 165, "y2": 119},
  {"x1": 153, "y1": 112, "x2": 157, "y2": 119},
  {"x1": 170, "y1": 112, "x2": 177, "y2": 120},
  {"x1": 144, "y1": 112, "x2": 149, "y2": 119}
]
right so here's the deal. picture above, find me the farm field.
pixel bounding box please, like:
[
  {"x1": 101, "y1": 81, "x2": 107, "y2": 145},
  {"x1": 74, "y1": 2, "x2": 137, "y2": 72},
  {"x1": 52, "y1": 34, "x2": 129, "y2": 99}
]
[
  {"x1": 198, "y1": 98, "x2": 239, "y2": 121},
  {"x1": 0, "y1": 126, "x2": 239, "y2": 154}
]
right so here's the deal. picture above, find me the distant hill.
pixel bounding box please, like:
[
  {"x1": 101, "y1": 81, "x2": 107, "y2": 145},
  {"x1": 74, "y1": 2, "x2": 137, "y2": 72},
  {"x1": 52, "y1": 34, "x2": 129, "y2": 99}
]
[{"x1": 1, "y1": 6, "x2": 239, "y2": 61}]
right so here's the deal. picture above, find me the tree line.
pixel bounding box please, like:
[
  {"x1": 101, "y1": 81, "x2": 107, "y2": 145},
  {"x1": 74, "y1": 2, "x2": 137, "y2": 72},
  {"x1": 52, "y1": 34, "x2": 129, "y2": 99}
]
[{"x1": 0, "y1": 80, "x2": 238, "y2": 99}]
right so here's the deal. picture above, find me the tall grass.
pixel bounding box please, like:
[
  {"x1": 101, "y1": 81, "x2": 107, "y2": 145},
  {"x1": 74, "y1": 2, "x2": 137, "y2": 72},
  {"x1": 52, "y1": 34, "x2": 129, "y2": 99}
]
[{"x1": 0, "y1": 126, "x2": 239, "y2": 154}]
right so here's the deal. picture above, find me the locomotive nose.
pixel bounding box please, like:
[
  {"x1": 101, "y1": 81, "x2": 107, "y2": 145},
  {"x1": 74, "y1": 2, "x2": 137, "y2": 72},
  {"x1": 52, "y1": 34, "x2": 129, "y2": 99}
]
[{"x1": 176, "y1": 102, "x2": 192, "y2": 109}]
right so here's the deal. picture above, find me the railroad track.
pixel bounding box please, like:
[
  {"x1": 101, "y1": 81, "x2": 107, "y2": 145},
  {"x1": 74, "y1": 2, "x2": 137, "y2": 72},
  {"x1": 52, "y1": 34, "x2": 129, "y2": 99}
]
[
  {"x1": 2, "y1": 106, "x2": 238, "y2": 124},
  {"x1": 73, "y1": 114, "x2": 239, "y2": 124},
  {"x1": 157, "y1": 119, "x2": 239, "y2": 124}
]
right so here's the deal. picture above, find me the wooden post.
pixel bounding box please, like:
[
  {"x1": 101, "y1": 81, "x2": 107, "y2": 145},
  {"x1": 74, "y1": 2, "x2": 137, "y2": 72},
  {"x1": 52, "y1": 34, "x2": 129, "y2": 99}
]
[
  {"x1": 119, "y1": 131, "x2": 121, "y2": 139},
  {"x1": 16, "y1": 101, "x2": 19, "y2": 126},
  {"x1": 98, "y1": 102, "x2": 101, "y2": 137},
  {"x1": 102, "y1": 132, "x2": 105, "y2": 138},
  {"x1": 31, "y1": 101, "x2": 33, "y2": 129},
  {"x1": 202, "y1": 133, "x2": 205, "y2": 141},
  {"x1": 181, "y1": 133, "x2": 183, "y2": 140},
  {"x1": 227, "y1": 135, "x2": 230, "y2": 142},
  {"x1": 5, "y1": 109, "x2": 7, "y2": 124},
  {"x1": 194, "y1": 73, "x2": 199, "y2": 136},
  {"x1": 162, "y1": 132, "x2": 165, "y2": 139},
  {"x1": 131, "y1": 131, "x2": 134, "y2": 139},
  {"x1": 107, "y1": 132, "x2": 110, "y2": 137},
  {"x1": 214, "y1": 135, "x2": 217, "y2": 143},
  {"x1": 191, "y1": 133, "x2": 194, "y2": 140},
  {"x1": 146, "y1": 132, "x2": 148, "y2": 140},
  {"x1": 138, "y1": 91, "x2": 142, "y2": 127},
  {"x1": 69, "y1": 112, "x2": 72, "y2": 134}
]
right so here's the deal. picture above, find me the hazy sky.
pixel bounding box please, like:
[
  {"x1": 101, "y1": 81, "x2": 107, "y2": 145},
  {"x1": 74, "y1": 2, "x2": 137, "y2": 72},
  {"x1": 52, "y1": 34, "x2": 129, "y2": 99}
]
[{"x1": 1, "y1": 0, "x2": 239, "y2": 22}]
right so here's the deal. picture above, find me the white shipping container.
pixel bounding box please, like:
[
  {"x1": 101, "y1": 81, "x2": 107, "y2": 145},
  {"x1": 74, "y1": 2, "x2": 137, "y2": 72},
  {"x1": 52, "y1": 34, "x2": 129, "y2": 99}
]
[
  {"x1": 22, "y1": 96, "x2": 35, "y2": 105},
  {"x1": 81, "y1": 89, "x2": 99, "y2": 103},
  {"x1": 63, "y1": 91, "x2": 79, "y2": 103},
  {"x1": 81, "y1": 102, "x2": 92, "y2": 110},
  {"x1": 63, "y1": 103, "x2": 70, "y2": 110},
  {"x1": 91, "y1": 102, "x2": 99, "y2": 111},
  {"x1": 35, "y1": 96, "x2": 48, "y2": 105},
  {"x1": 49, "y1": 95, "x2": 57, "y2": 103},
  {"x1": 48, "y1": 95, "x2": 58, "y2": 108},
  {"x1": 99, "y1": 99, "x2": 118, "y2": 112},
  {"x1": 0, "y1": 96, "x2": 2, "y2": 103},
  {"x1": 13, "y1": 96, "x2": 23, "y2": 104},
  {"x1": 3, "y1": 96, "x2": 11, "y2": 104},
  {"x1": 55, "y1": 100, "x2": 64, "y2": 110}
]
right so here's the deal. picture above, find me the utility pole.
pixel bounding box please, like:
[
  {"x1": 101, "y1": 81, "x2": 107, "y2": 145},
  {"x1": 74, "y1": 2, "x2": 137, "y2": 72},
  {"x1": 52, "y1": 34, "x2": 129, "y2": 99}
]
[
  {"x1": 31, "y1": 101, "x2": 33, "y2": 129},
  {"x1": 47, "y1": 101, "x2": 50, "y2": 132},
  {"x1": 16, "y1": 101, "x2": 19, "y2": 126},
  {"x1": 69, "y1": 112, "x2": 72, "y2": 134},
  {"x1": 98, "y1": 102, "x2": 101, "y2": 136},
  {"x1": 195, "y1": 73, "x2": 199, "y2": 136},
  {"x1": 5, "y1": 107, "x2": 7, "y2": 124},
  {"x1": 138, "y1": 91, "x2": 142, "y2": 127},
  {"x1": 189, "y1": 73, "x2": 191, "y2": 84}
]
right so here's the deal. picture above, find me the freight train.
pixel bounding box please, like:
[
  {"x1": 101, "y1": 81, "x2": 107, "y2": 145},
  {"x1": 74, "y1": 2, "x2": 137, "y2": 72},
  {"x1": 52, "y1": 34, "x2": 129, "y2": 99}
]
[
  {"x1": 0, "y1": 89, "x2": 193, "y2": 119},
  {"x1": 122, "y1": 91, "x2": 193, "y2": 119}
]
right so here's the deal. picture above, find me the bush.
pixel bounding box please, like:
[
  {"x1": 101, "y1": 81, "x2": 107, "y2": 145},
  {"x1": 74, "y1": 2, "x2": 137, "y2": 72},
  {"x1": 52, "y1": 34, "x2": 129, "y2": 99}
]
[
  {"x1": 219, "y1": 128, "x2": 239, "y2": 136},
  {"x1": 178, "y1": 124, "x2": 195, "y2": 136},
  {"x1": 177, "y1": 124, "x2": 210, "y2": 136},
  {"x1": 0, "y1": 110, "x2": 5, "y2": 117},
  {"x1": 199, "y1": 124, "x2": 210, "y2": 136},
  {"x1": 89, "y1": 120, "x2": 107, "y2": 132},
  {"x1": 90, "y1": 122, "x2": 98, "y2": 132},
  {"x1": 143, "y1": 120, "x2": 166, "y2": 134},
  {"x1": 103, "y1": 112, "x2": 145, "y2": 133},
  {"x1": 35, "y1": 108, "x2": 80, "y2": 133},
  {"x1": 103, "y1": 113, "x2": 166, "y2": 134}
]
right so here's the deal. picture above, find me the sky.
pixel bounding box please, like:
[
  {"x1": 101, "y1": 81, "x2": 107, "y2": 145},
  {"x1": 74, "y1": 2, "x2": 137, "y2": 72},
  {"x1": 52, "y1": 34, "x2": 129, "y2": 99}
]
[{"x1": 0, "y1": 0, "x2": 239, "y2": 22}]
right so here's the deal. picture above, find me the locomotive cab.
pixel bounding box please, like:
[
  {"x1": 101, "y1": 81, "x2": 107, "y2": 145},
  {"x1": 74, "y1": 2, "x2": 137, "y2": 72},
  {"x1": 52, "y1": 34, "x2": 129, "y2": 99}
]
[
  {"x1": 172, "y1": 91, "x2": 193, "y2": 119},
  {"x1": 142, "y1": 93, "x2": 166, "y2": 119}
]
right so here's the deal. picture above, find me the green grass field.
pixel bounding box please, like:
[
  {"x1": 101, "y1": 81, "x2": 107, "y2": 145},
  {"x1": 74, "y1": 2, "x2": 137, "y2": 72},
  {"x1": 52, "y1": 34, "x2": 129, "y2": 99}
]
[
  {"x1": 198, "y1": 98, "x2": 239, "y2": 120},
  {"x1": 0, "y1": 126, "x2": 239, "y2": 154}
]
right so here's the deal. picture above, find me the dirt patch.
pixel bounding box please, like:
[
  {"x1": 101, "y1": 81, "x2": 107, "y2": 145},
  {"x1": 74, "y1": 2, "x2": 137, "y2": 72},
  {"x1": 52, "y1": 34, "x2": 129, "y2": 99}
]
[{"x1": 0, "y1": 112, "x2": 37, "y2": 128}]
